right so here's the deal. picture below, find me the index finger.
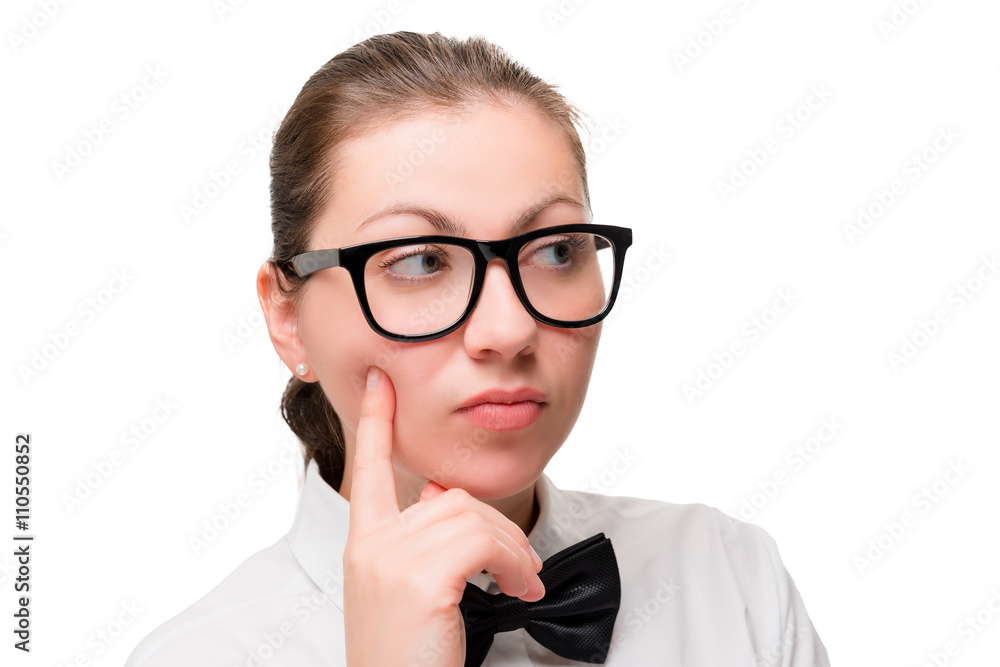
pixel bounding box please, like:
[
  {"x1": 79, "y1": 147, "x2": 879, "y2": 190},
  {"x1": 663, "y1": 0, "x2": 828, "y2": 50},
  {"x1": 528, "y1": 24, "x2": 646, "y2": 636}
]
[{"x1": 347, "y1": 366, "x2": 400, "y2": 537}]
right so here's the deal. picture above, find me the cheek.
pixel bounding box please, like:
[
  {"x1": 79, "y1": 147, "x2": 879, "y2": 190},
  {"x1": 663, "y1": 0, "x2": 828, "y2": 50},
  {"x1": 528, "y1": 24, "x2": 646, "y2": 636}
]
[
  {"x1": 298, "y1": 281, "x2": 448, "y2": 444},
  {"x1": 374, "y1": 347, "x2": 456, "y2": 443},
  {"x1": 541, "y1": 324, "x2": 601, "y2": 429},
  {"x1": 549, "y1": 324, "x2": 602, "y2": 385},
  {"x1": 298, "y1": 278, "x2": 396, "y2": 419}
]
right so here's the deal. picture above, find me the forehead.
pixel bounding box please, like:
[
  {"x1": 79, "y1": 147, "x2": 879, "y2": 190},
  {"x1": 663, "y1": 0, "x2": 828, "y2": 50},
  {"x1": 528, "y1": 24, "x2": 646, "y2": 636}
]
[{"x1": 311, "y1": 102, "x2": 588, "y2": 249}]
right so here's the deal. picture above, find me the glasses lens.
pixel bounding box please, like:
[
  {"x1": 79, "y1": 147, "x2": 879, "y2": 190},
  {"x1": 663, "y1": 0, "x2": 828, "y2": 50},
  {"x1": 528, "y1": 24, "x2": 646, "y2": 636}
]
[
  {"x1": 518, "y1": 231, "x2": 615, "y2": 322},
  {"x1": 364, "y1": 243, "x2": 476, "y2": 336}
]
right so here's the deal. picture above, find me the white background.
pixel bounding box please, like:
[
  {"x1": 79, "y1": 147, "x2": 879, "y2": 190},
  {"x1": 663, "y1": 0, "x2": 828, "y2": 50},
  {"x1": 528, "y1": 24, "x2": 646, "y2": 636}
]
[{"x1": 3, "y1": 0, "x2": 999, "y2": 665}]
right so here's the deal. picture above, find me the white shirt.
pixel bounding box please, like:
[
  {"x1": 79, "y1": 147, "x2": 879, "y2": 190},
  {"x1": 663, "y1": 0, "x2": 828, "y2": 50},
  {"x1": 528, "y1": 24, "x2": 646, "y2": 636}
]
[{"x1": 126, "y1": 459, "x2": 830, "y2": 666}]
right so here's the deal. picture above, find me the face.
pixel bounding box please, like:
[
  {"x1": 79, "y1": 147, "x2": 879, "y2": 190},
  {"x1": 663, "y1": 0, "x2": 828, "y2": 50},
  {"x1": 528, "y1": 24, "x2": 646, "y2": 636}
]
[{"x1": 264, "y1": 102, "x2": 602, "y2": 505}]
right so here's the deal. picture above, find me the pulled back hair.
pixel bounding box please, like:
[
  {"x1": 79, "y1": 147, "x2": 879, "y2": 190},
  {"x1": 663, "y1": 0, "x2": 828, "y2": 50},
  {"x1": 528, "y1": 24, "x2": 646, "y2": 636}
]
[{"x1": 266, "y1": 31, "x2": 593, "y2": 491}]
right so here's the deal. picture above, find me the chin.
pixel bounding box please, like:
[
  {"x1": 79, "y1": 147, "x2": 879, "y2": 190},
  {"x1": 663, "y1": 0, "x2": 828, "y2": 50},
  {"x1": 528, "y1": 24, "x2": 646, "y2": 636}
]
[{"x1": 436, "y1": 451, "x2": 545, "y2": 500}]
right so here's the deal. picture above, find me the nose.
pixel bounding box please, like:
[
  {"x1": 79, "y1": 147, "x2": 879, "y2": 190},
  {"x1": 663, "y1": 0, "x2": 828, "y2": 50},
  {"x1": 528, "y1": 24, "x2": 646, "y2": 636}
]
[{"x1": 461, "y1": 258, "x2": 539, "y2": 360}]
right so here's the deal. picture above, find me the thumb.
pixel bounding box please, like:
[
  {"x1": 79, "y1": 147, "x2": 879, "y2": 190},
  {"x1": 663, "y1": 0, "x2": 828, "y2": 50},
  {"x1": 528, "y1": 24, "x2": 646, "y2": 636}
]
[{"x1": 419, "y1": 480, "x2": 448, "y2": 503}]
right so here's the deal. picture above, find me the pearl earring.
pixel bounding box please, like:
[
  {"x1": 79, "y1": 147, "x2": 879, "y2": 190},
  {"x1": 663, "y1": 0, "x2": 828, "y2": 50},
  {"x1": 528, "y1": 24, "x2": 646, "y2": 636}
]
[{"x1": 296, "y1": 363, "x2": 308, "y2": 376}]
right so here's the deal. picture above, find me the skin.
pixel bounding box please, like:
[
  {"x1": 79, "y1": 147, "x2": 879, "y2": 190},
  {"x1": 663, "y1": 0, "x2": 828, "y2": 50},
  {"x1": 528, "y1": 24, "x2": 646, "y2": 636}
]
[{"x1": 256, "y1": 101, "x2": 602, "y2": 540}]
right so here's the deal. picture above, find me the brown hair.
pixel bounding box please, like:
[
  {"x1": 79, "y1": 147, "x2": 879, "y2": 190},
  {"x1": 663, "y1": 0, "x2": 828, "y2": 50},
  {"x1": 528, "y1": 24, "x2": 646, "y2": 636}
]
[{"x1": 265, "y1": 31, "x2": 593, "y2": 491}]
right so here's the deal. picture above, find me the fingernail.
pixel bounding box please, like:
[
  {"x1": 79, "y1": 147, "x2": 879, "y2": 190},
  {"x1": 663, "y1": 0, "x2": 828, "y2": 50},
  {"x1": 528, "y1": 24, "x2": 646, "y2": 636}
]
[
  {"x1": 529, "y1": 545, "x2": 542, "y2": 571},
  {"x1": 366, "y1": 367, "x2": 380, "y2": 393}
]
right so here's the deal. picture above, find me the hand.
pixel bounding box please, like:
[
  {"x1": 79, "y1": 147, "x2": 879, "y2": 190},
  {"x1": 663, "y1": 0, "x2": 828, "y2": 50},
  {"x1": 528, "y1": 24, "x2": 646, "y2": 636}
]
[{"x1": 342, "y1": 366, "x2": 545, "y2": 667}]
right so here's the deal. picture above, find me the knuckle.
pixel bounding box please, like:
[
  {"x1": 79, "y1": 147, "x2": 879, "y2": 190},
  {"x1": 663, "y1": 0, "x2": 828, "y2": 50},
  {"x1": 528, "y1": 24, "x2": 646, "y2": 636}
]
[
  {"x1": 503, "y1": 532, "x2": 530, "y2": 565},
  {"x1": 509, "y1": 524, "x2": 530, "y2": 548},
  {"x1": 352, "y1": 452, "x2": 387, "y2": 475},
  {"x1": 398, "y1": 504, "x2": 419, "y2": 525},
  {"x1": 457, "y1": 510, "x2": 489, "y2": 534},
  {"x1": 465, "y1": 528, "x2": 496, "y2": 555},
  {"x1": 442, "y1": 486, "x2": 472, "y2": 505},
  {"x1": 403, "y1": 571, "x2": 455, "y2": 609}
]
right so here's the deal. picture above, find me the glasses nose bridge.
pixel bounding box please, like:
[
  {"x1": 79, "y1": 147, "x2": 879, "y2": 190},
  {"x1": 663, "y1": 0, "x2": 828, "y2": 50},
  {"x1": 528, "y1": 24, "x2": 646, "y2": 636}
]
[
  {"x1": 473, "y1": 239, "x2": 521, "y2": 285},
  {"x1": 471, "y1": 237, "x2": 528, "y2": 309},
  {"x1": 475, "y1": 239, "x2": 507, "y2": 263}
]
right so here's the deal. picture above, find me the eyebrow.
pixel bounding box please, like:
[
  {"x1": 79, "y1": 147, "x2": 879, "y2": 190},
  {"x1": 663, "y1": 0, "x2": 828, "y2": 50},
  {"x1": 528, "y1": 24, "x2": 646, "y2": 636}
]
[{"x1": 353, "y1": 194, "x2": 589, "y2": 237}]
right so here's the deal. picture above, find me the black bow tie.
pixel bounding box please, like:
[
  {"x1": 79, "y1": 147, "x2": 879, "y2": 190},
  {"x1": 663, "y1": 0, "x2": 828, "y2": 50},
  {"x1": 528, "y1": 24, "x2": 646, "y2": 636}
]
[{"x1": 458, "y1": 532, "x2": 621, "y2": 666}]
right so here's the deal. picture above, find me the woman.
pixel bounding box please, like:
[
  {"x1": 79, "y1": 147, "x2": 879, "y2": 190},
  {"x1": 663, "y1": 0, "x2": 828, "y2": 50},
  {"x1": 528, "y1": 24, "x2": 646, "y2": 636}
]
[{"x1": 127, "y1": 31, "x2": 829, "y2": 666}]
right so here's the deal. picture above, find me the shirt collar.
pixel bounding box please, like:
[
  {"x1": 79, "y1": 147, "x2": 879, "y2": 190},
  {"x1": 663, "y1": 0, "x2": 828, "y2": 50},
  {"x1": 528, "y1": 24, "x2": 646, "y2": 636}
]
[{"x1": 287, "y1": 459, "x2": 585, "y2": 610}]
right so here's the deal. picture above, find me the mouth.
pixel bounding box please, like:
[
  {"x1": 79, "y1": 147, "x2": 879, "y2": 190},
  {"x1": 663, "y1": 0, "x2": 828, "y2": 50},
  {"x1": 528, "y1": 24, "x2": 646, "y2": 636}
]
[{"x1": 456, "y1": 388, "x2": 546, "y2": 431}]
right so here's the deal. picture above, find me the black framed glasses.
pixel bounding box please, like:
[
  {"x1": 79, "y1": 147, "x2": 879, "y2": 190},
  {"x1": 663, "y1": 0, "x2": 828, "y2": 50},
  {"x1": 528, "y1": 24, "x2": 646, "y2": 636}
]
[{"x1": 282, "y1": 223, "x2": 633, "y2": 342}]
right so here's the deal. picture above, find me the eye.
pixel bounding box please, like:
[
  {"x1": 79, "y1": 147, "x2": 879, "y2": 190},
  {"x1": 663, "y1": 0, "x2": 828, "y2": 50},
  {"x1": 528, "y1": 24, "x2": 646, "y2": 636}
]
[
  {"x1": 534, "y1": 242, "x2": 571, "y2": 265},
  {"x1": 524, "y1": 235, "x2": 589, "y2": 267},
  {"x1": 393, "y1": 252, "x2": 442, "y2": 275},
  {"x1": 376, "y1": 246, "x2": 451, "y2": 278}
]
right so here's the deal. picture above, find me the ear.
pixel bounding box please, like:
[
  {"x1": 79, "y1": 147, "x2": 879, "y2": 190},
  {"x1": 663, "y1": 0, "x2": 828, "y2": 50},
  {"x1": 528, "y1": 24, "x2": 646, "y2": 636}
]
[{"x1": 256, "y1": 261, "x2": 314, "y2": 381}]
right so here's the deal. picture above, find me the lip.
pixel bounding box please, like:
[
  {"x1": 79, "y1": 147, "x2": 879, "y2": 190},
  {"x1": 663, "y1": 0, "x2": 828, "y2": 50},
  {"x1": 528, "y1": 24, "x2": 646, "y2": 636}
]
[
  {"x1": 456, "y1": 388, "x2": 547, "y2": 431},
  {"x1": 457, "y1": 388, "x2": 547, "y2": 410}
]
